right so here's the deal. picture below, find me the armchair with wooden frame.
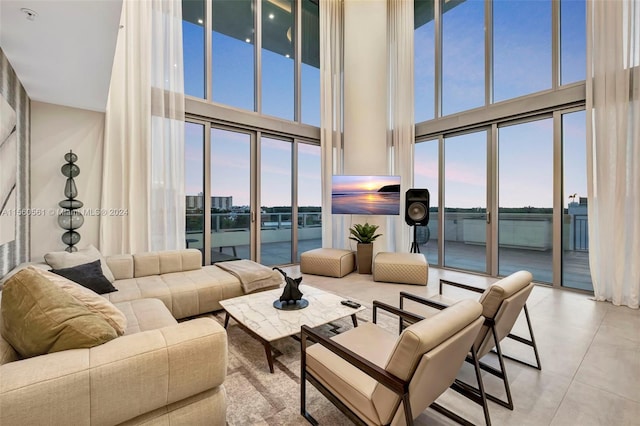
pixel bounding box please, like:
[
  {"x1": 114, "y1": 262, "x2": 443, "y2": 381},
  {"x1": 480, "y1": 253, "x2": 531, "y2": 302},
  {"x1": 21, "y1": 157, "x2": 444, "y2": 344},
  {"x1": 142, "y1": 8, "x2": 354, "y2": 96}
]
[
  {"x1": 399, "y1": 270, "x2": 541, "y2": 420},
  {"x1": 300, "y1": 299, "x2": 486, "y2": 426}
]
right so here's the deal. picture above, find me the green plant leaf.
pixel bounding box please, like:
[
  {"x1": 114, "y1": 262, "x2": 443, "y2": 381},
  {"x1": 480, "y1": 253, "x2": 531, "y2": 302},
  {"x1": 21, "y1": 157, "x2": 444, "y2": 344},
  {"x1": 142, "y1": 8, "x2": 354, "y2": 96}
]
[{"x1": 348, "y1": 222, "x2": 382, "y2": 244}]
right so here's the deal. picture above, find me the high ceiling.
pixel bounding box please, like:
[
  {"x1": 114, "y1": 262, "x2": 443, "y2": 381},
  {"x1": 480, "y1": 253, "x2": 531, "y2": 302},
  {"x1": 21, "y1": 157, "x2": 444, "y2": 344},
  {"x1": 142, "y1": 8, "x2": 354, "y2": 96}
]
[{"x1": 0, "y1": 0, "x2": 123, "y2": 112}]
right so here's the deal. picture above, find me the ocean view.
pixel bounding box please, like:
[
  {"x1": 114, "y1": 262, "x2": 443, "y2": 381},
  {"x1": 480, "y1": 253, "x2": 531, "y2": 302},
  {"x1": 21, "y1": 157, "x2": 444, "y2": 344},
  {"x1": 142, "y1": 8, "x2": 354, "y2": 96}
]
[{"x1": 331, "y1": 192, "x2": 400, "y2": 215}]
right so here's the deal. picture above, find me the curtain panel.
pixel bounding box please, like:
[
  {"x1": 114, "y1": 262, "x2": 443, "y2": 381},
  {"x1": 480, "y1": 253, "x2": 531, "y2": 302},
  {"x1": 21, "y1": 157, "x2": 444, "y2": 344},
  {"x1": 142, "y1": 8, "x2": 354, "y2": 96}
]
[
  {"x1": 586, "y1": 0, "x2": 640, "y2": 308},
  {"x1": 320, "y1": 0, "x2": 346, "y2": 249},
  {"x1": 101, "y1": 0, "x2": 185, "y2": 255},
  {"x1": 387, "y1": 0, "x2": 415, "y2": 253}
]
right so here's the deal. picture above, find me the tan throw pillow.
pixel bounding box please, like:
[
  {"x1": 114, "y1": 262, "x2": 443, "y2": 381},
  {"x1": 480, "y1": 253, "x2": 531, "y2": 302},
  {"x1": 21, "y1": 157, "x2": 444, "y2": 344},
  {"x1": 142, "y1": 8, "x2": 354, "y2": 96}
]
[
  {"x1": 33, "y1": 268, "x2": 127, "y2": 336},
  {"x1": 0, "y1": 268, "x2": 118, "y2": 358},
  {"x1": 44, "y1": 244, "x2": 116, "y2": 283}
]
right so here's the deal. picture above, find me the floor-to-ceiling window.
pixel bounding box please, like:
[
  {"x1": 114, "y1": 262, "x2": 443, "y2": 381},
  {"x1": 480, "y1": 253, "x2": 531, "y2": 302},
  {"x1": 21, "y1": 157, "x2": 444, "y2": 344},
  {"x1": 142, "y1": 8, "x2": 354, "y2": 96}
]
[
  {"x1": 183, "y1": 0, "x2": 320, "y2": 266},
  {"x1": 414, "y1": 0, "x2": 589, "y2": 290}
]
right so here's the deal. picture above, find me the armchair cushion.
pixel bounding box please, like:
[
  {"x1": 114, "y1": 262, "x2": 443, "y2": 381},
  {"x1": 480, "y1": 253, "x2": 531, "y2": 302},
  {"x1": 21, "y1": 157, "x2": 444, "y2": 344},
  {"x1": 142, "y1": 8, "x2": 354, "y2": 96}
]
[
  {"x1": 478, "y1": 270, "x2": 533, "y2": 319},
  {"x1": 386, "y1": 299, "x2": 483, "y2": 381},
  {"x1": 306, "y1": 323, "x2": 397, "y2": 425},
  {"x1": 302, "y1": 300, "x2": 484, "y2": 426},
  {"x1": 0, "y1": 268, "x2": 118, "y2": 358}
]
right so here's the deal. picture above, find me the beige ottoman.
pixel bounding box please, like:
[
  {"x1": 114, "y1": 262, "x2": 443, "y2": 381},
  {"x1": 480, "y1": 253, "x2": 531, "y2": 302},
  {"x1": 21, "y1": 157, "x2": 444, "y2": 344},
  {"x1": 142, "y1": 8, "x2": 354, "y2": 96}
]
[
  {"x1": 300, "y1": 248, "x2": 356, "y2": 278},
  {"x1": 373, "y1": 252, "x2": 428, "y2": 285}
]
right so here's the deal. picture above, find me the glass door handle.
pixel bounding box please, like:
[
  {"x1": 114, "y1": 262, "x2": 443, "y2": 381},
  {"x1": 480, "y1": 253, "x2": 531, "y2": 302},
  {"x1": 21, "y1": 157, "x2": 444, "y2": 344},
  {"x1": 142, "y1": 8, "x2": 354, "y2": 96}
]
[{"x1": 486, "y1": 211, "x2": 491, "y2": 224}]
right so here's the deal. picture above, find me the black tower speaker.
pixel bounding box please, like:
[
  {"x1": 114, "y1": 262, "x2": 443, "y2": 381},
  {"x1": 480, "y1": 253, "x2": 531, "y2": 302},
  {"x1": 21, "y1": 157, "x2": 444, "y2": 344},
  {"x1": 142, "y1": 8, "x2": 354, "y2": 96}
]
[{"x1": 405, "y1": 189, "x2": 430, "y2": 226}]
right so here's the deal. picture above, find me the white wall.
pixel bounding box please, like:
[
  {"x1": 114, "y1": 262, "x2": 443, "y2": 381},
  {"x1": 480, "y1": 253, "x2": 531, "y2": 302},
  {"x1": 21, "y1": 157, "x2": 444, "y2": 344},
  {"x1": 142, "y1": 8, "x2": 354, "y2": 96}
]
[
  {"x1": 343, "y1": 0, "x2": 392, "y2": 253},
  {"x1": 30, "y1": 101, "x2": 104, "y2": 261},
  {"x1": 343, "y1": 0, "x2": 388, "y2": 173}
]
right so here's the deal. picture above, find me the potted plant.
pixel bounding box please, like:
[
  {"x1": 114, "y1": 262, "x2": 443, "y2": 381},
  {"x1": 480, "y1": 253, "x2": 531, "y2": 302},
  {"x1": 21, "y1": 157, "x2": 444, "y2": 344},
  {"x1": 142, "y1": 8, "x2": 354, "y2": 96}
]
[{"x1": 349, "y1": 222, "x2": 382, "y2": 274}]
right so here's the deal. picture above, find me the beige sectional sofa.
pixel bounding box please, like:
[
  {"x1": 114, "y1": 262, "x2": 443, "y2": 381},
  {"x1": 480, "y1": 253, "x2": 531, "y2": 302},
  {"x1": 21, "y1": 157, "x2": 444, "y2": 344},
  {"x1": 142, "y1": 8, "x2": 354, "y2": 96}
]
[
  {"x1": 103, "y1": 249, "x2": 256, "y2": 318},
  {"x1": 0, "y1": 248, "x2": 280, "y2": 425}
]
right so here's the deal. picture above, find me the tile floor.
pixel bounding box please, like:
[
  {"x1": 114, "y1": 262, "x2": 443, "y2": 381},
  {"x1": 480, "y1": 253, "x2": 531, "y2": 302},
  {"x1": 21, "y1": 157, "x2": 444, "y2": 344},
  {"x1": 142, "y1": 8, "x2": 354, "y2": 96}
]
[{"x1": 281, "y1": 264, "x2": 640, "y2": 426}]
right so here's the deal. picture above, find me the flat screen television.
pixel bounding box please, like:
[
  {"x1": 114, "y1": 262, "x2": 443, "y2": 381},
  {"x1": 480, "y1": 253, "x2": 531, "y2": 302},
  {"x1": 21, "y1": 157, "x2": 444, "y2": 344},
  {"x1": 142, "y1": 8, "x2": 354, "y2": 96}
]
[{"x1": 332, "y1": 175, "x2": 401, "y2": 215}]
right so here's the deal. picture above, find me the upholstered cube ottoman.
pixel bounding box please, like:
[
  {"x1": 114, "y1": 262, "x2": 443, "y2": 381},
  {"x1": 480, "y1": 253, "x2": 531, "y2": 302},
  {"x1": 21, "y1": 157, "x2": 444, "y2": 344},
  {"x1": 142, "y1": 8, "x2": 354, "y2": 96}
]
[
  {"x1": 373, "y1": 252, "x2": 428, "y2": 285},
  {"x1": 300, "y1": 248, "x2": 356, "y2": 278}
]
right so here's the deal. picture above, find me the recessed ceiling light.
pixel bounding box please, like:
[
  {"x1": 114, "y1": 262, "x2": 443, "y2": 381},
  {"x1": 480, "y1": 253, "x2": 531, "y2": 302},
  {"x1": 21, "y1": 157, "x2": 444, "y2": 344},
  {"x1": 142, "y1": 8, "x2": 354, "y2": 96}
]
[
  {"x1": 269, "y1": 13, "x2": 274, "y2": 19},
  {"x1": 197, "y1": 18, "x2": 203, "y2": 24},
  {"x1": 20, "y1": 8, "x2": 38, "y2": 21},
  {"x1": 245, "y1": 38, "x2": 251, "y2": 43},
  {"x1": 285, "y1": 54, "x2": 290, "y2": 58}
]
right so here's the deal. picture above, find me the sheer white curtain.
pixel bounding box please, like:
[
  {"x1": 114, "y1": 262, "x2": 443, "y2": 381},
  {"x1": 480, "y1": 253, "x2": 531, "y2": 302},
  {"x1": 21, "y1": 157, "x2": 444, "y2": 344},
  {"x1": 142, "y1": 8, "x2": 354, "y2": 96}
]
[
  {"x1": 387, "y1": 0, "x2": 415, "y2": 253},
  {"x1": 586, "y1": 0, "x2": 640, "y2": 308},
  {"x1": 101, "y1": 0, "x2": 185, "y2": 255},
  {"x1": 320, "y1": 0, "x2": 346, "y2": 249}
]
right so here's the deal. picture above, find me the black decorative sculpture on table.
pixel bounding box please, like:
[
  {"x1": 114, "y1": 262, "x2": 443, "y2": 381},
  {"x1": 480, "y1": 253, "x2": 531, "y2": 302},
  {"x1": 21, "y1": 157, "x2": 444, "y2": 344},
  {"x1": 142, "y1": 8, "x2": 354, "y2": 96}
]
[
  {"x1": 272, "y1": 267, "x2": 308, "y2": 310},
  {"x1": 58, "y1": 150, "x2": 84, "y2": 252}
]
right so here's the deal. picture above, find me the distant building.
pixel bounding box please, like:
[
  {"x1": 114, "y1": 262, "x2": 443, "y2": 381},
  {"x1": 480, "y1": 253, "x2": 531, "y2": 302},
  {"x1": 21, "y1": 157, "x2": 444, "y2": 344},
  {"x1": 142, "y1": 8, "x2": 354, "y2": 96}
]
[
  {"x1": 212, "y1": 196, "x2": 232, "y2": 211},
  {"x1": 186, "y1": 193, "x2": 204, "y2": 210},
  {"x1": 185, "y1": 195, "x2": 233, "y2": 211},
  {"x1": 186, "y1": 196, "x2": 233, "y2": 211}
]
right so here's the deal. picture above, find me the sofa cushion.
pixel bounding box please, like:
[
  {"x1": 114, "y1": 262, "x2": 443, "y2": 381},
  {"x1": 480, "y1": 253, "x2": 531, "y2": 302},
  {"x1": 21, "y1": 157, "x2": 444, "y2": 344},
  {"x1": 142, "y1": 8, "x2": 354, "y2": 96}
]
[
  {"x1": 106, "y1": 265, "x2": 243, "y2": 319},
  {"x1": 0, "y1": 268, "x2": 118, "y2": 358},
  {"x1": 133, "y1": 249, "x2": 202, "y2": 278},
  {"x1": 33, "y1": 268, "x2": 127, "y2": 336},
  {"x1": 105, "y1": 254, "x2": 134, "y2": 280},
  {"x1": 114, "y1": 298, "x2": 177, "y2": 335},
  {"x1": 45, "y1": 245, "x2": 116, "y2": 283},
  {"x1": 50, "y1": 260, "x2": 118, "y2": 294}
]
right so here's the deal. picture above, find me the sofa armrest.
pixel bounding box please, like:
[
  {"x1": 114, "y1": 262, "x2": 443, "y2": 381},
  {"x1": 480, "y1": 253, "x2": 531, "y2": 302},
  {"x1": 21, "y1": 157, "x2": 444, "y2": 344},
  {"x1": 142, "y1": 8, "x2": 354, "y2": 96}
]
[{"x1": 0, "y1": 317, "x2": 227, "y2": 426}]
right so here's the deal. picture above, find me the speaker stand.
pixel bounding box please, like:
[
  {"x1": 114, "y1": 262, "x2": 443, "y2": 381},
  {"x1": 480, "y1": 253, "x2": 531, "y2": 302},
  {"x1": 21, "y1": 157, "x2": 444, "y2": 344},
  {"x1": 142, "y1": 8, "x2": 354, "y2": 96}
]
[{"x1": 410, "y1": 226, "x2": 421, "y2": 254}]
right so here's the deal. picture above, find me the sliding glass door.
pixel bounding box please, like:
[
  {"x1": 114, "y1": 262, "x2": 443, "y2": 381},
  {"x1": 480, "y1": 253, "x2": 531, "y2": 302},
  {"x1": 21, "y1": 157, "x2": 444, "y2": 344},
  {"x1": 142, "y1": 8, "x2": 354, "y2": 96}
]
[
  {"x1": 415, "y1": 110, "x2": 592, "y2": 290},
  {"x1": 186, "y1": 120, "x2": 318, "y2": 266},
  {"x1": 211, "y1": 128, "x2": 252, "y2": 262},
  {"x1": 443, "y1": 130, "x2": 488, "y2": 274},
  {"x1": 260, "y1": 136, "x2": 292, "y2": 265},
  {"x1": 498, "y1": 118, "x2": 553, "y2": 283}
]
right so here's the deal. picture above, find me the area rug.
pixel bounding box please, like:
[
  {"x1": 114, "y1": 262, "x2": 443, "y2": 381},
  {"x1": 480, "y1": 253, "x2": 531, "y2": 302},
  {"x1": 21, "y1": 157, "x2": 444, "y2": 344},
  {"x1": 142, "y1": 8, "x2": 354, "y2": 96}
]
[{"x1": 210, "y1": 306, "x2": 400, "y2": 425}]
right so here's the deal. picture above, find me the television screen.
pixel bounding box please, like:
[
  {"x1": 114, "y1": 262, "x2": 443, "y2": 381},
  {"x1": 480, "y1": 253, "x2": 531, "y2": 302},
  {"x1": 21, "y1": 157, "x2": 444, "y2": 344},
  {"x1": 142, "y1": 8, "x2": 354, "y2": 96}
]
[{"x1": 332, "y1": 175, "x2": 401, "y2": 215}]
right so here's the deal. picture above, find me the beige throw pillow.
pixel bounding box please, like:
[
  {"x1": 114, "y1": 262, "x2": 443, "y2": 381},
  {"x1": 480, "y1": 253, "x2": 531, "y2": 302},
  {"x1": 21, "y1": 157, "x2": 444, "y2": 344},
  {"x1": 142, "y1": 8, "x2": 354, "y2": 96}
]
[
  {"x1": 33, "y1": 268, "x2": 127, "y2": 336},
  {"x1": 0, "y1": 268, "x2": 118, "y2": 358},
  {"x1": 44, "y1": 244, "x2": 115, "y2": 283}
]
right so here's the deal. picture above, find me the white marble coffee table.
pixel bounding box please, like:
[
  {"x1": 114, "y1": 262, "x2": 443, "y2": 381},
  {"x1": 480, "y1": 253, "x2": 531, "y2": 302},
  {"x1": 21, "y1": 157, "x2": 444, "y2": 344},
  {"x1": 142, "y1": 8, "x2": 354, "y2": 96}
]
[{"x1": 219, "y1": 284, "x2": 365, "y2": 373}]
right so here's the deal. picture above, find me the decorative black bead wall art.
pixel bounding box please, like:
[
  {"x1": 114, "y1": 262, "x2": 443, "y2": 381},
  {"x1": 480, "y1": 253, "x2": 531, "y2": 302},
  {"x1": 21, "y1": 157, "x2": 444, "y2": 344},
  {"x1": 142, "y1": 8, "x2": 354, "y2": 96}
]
[{"x1": 58, "y1": 150, "x2": 84, "y2": 252}]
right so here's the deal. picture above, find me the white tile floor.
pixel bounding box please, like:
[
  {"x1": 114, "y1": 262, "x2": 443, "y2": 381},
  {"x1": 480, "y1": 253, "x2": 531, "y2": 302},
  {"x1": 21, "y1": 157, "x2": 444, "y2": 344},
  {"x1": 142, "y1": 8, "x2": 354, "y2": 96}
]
[{"x1": 282, "y1": 264, "x2": 640, "y2": 426}]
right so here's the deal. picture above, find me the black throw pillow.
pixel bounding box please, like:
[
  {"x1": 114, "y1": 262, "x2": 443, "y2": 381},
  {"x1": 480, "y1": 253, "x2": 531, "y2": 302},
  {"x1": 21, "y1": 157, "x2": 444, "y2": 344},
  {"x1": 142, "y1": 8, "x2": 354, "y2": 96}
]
[{"x1": 50, "y1": 260, "x2": 118, "y2": 295}]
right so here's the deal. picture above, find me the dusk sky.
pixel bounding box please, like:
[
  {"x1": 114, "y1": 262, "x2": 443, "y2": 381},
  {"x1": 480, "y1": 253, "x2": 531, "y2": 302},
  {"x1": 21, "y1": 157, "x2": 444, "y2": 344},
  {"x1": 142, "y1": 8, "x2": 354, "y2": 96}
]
[{"x1": 185, "y1": 0, "x2": 586, "y2": 210}]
